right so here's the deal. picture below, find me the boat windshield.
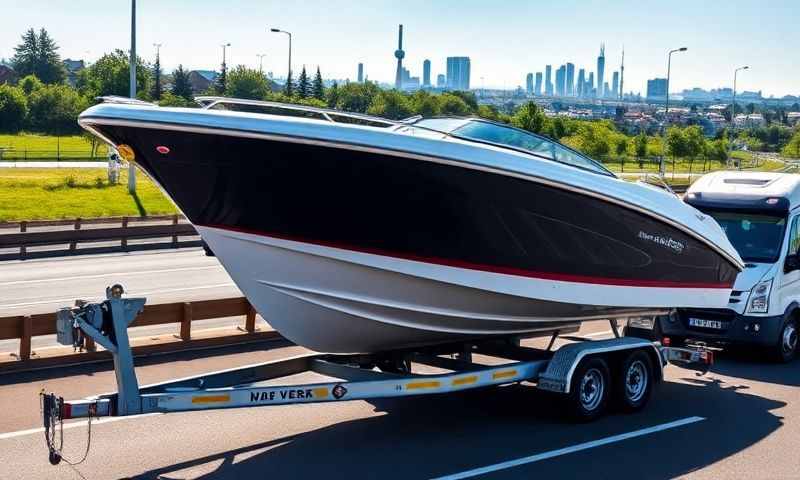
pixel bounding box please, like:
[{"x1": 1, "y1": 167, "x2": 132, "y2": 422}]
[
  {"x1": 699, "y1": 209, "x2": 787, "y2": 263},
  {"x1": 414, "y1": 118, "x2": 613, "y2": 176}
]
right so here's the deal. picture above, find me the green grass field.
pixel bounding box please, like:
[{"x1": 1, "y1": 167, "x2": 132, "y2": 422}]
[
  {"x1": 0, "y1": 133, "x2": 108, "y2": 160},
  {"x1": 0, "y1": 168, "x2": 177, "y2": 221}
]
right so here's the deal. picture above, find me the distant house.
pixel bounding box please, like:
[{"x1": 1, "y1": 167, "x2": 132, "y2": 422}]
[
  {"x1": 62, "y1": 59, "x2": 85, "y2": 86},
  {"x1": 188, "y1": 70, "x2": 218, "y2": 93},
  {"x1": 0, "y1": 65, "x2": 15, "y2": 84}
]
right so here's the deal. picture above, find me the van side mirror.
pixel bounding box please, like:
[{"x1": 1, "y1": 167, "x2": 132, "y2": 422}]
[{"x1": 785, "y1": 254, "x2": 800, "y2": 273}]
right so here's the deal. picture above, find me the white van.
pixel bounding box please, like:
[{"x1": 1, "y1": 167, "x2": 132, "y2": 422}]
[{"x1": 644, "y1": 171, "x2": 799, "y2": 362}]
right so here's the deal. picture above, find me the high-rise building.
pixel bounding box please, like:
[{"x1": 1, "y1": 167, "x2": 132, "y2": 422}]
[
  {"x1": 446, "y1": 57, "x2": 471, "y2": 90},
  {"x1": 393, "y1": 25, "x2": 405, "y2": 89},
  {"x1": 545, "y1": 65, "x2": 553, "y2": 96},
  {"x1": 619, "y1": 48, "x2": 625, "y2": 100},
  {"x1": 555, "y1": 65, "x2": 566, "y2": 97},
  {"x1": 587, "y1": 72, "x2": 595, "y2": 97},
  {"x1": 597, "y1": 43, "x2": 605, "y2": 98},
  {"x1": 577, "y1": 68, "x2": 585, "y2": 97},
  {"x1": 422, "y1": 59, "x2": 431, "y2": 88},
  {"x1": 534, "y1": 72, "x2": 543, "y2": 96},
  {"x1": 604, "y1": 82, "x2": 610, "y2": 98},
  {"x1": 566, "y1": 63, "x2": 575, "y2": 96},
  {"x1": 436, "y1": 74, "x2": 446, "y2": 88},
  {"x1": 647, "y1": 78, "x2": 668, "y2": 100},
  {"x1": 526, "y1": 73, "x2": 533, "y2": 95},
  {"x1": 611, "y1": 71, "x2": 619, "y2": 99},
  {"x1": 357, "y1": 63, "x2": 364, "y2": 83}
]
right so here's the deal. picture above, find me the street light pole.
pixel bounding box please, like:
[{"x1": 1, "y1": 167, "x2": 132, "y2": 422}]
[
  {"x1": 128, "y1": 0, "x2": 136, "y2": 194},
  {"x1": 664, "y1": 47, "x2": 687, "y2": 131},
  {"x1": 257, "y1": 54, "x2": 267, "y2": 73},
  {"x1": 270, "y1": 28, "x2": 292, "y2": 88},
  {"x1": 731, "y1": 65, "x2": 749, "y2": 169}
]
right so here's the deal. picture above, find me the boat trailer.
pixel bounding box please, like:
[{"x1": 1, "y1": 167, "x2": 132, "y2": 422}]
[{"x1": 40, "y1": 286, "x2": 711, "y2": 465}]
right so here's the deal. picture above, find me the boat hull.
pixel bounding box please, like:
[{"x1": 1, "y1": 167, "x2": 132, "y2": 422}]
[{"x1": 79, "y1": 112, "x2": 740, "y2": 352}]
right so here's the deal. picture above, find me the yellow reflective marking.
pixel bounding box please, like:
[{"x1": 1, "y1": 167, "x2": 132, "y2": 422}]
[
  {"x1": 492, "y1": 369, "x2": 518, "y2": 380},
  {"x1": 406, "y1": 381, "x2": 441, "y2": 390},
  {"x1": 312, "y1": 388, "x2": 329, "y2": 398},
  {"x1": 117, "y1": 144, "x2": 135, "y2": 162},
  {"x1": 191, "y1": 394, "x2": 230, "y2": 404},
  {"x1": 452, "y1": 375, "x2": 478, "y2": 386}
]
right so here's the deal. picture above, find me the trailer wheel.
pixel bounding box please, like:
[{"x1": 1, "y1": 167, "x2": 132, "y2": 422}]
[
  {"x1": 614, "y1": 350, "x2": 654, "y2": 413},
  {"x1": 566, "y1": 357, "x2": 610, "y2": 422}
]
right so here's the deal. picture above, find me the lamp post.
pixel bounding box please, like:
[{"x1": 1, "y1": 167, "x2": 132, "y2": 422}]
[
  {"x1": 731, "y1": 65, "x2": 749, "y2": 169},
  {"x1": 128, "y1": 0, "x2": 137, "y2": 193},
  {"x1": 256, "y1": 53, "x2": 267, "y2": 73},
  {"x1": 270, "y1": 28, "x2": 292, "y2": 87},
  {"x1": 664, "y1": 47, "x2": 687, "y2": 130}
]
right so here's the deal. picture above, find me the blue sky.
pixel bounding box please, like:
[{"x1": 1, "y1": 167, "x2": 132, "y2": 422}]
[{"x1": 1, "y1": 0, "x2": 797, "y2": 97}]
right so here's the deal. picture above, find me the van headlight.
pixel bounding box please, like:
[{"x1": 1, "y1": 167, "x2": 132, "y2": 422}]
[{"x1": 747, "y1": 279, "x2": 773, "y2": 314}]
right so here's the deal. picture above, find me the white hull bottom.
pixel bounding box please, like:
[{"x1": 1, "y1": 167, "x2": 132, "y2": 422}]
[{"x1": 198, "y1": 226, "x2": 729, "y2": 353}]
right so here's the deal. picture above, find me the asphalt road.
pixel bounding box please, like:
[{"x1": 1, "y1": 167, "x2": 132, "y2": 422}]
[
  {"x1": 0, "y1": 248, "x2": 242, "y2": 352},
  {"x1": 0, "y1": 320, "x2": 798, "y2": 479}
]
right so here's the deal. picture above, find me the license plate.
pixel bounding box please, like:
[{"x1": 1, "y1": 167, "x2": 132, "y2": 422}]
[{"x1": 688, "y1": 318, "x2": 724, "y2": 330}]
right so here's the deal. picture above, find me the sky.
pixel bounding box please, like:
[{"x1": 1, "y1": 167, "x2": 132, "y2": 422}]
[{"x1": 1, "y1": 0, "x2": 798, "y2": 97}]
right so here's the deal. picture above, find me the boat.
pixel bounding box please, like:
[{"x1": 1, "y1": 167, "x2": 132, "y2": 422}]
[{"x1": 77, "y1": 96, "x2": 744, "y2": 353}]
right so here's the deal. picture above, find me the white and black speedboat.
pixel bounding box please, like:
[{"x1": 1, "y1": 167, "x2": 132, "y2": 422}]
[{"x1": 78, "y1": 97, "x2": 743, "y2": 353}]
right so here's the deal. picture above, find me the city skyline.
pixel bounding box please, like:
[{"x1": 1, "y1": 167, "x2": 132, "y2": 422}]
[{"x1": 1, "y1": 0, "x2": 797, "y2": 97}]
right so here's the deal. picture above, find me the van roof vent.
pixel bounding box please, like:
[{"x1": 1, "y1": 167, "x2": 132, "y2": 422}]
[{"x1": 722, "y1": 178, "x2": 772, "y2": 186}]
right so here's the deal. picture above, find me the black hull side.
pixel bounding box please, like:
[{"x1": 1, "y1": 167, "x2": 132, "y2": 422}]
[{"x1": 88, "y1": 122, "x2": 738, "y2": 288}]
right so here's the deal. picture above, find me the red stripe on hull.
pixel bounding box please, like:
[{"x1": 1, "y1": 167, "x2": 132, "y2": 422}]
[{"x1": 201, "y1": 224, "x2": 733, "y2": 289}]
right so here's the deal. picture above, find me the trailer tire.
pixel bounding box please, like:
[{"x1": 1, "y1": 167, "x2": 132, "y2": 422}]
[
  {"x1": 566, "y1": 357, "x2": 610, "y2": 422},
  {"x1": 614, "y1": 350, "x2": 654, "y2": 413}
]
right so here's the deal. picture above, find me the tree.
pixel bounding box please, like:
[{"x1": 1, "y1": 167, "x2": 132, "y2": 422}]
[
  {"x1": 438, "y1": 93, "x2": 470, "y2": 116},
  {"x1": 448, "y1": 90, "x2": 478, "y2": 112},
  {"x1": 78, "y1": 49, "x2": 150, "y2": 99},
  {"x1": 783, "y1": 129, "x2": 800, "y2": 159},
  {"x1": 18, "y1": 74, "x2": 43, "y2": 95},
  {"x1": 326, "y1": 81, "x2": 339, "y2": 108},
  {"x1": 665, "y1": 126, "x2": 688, "y2": 159},
  {"x1": 158, "y1": 91, "x2": 197, "y2": 108},
  {"x1": 511, "y1": 102, "x2": 546, "y2": 134},
  {"x1": 297, "y1": 66, "x2": 310, "y2": 98},
  {"x1": 683, "y1": 125, "x2": 706, "y2": 159},
  {"x1": 409, "y1": 90, "x2": 441, "y2": 118},
  {"x1": 215, "y1": 60, "x2": 227, "y2": 94},
  {"x1": 284, "y1": 70, "x2": 294, "y2": 97},
  {"x1": 367, "y1": 90, "x2": 413, "y2": 119},
  {"x1": 0, "y1": 84, "x2": 28, "y2": 132},
  {"x1": 332, "y1": 82, "x2": 379, "y2": 113},
  {"x1": 11, "y1": 28, "x2": 66, "y2": 84},
  {"x1": 312, "y1": 67, "x2": 324, "y2": 100},
  {"x1": 171, "y1": 65, "x2": 193, "y2": 100},
  {"x1": 225, "y1": 65, "x2": 270, "y2": 100},
  {"x1": 634, "y1": 130, "x2": 648, "y2": 158},
  {"x1": 151, "y1": 51, "x2": 163, "y2": 100},
  {"x1": 26, "y1": 84, "x2": 88, "y2": 134}
]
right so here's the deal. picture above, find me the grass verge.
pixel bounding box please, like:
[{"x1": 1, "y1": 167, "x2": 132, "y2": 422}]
[
  {"x1": 0, "y1": 133, "x2": 107, "y2": 160},
  {"x1": 0, "y1": 168, "x2": 177, "y2": 221}
]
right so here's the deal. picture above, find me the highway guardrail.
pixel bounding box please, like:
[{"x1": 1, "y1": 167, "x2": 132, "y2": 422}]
[
  {"x1": 0, "y1": 296, "x2": 285, "y2": 373},
  {"x1": 0, "y1": 214, "x2": 201, "y2": 260}
]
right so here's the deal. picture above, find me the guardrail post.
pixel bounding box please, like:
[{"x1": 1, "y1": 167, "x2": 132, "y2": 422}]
[
  {"x1": 180, "y1": 302, "x2": 192, "y2": 340},
  {"x1": 245, "y1": 301, "x2": 257, "y2": 333},
  {"x1": 121, "y1": 216, "x2": 129, "y2": 251},
  {"x1": 172, "y1": 214, "x2": 179, "y2": 247},
  {"x1": 19, "y1": 221, "x2": 27, "y2": 259},
  {"x1": 19, "y1": 315, "x2": 32, "y2": 361},
  {"x1": 69, "y1": 218, "x2": 82, "y2": 252}
]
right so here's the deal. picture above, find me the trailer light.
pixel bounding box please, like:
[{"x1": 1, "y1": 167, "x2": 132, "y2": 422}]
[
  {"x1": 628, "y1": 317, "x2": 655, "y2": 329},
  {"x1": 156, "y1": 146, "x2": 170, "y2": 154},
  {"x1": 663, "y1": 337, "x2": 671, "y2": 346},
  {"x1": 753, "y1": 323, "x2": 761, "y2": 332}
]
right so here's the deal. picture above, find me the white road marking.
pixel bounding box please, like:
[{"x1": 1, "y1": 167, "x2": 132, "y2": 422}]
[
  {"x1": 0, "y1": 283, "x2": 237, "y2": 309},
  {"x1": 0, "y1": 265, "x2": 220, "y2": 287},
  {"x1": 431, "y1": 416, "x2": 706, "y2": 480},
  {"x1": 0, "y1": 413, "x2": 162, "y2": 440}
]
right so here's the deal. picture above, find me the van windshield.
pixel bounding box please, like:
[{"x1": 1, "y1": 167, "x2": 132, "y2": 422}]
[{"x1": 700, "y1": 210, "x2": 786, "y2": 263}]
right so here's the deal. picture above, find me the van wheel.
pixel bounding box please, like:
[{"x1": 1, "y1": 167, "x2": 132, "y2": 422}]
[
  {"x1": 614, "y1": 350, "x2": 654, "y2": 412},
  {"x1": 772, "y1": 317, "x2": 798, "y2": 363},
  {"x1": 566, "y1": 357, "x2": 610, "y2": 422}
]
